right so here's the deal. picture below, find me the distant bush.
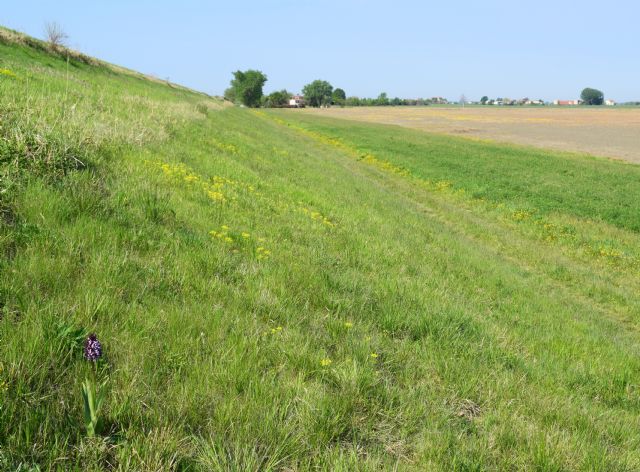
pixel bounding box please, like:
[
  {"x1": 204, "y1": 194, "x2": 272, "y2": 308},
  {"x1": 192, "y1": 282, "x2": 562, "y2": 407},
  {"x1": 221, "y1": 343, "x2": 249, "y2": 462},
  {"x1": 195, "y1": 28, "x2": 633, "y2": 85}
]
[
  {"x1": 196, "y1": 103, "x2": 209, "y2": 116},
  {"x1": 344, "y1": 95, "x2": 430, "y2": 107},
  {"x1": 262, "y1": 90, "x2": 290, "y2": 108},
  {"x1": 332, "y1": 88, "x2": 346, "y2": 106},
  {"x1": 44, "y1": 22, "x2": 68, "y2": 50}
]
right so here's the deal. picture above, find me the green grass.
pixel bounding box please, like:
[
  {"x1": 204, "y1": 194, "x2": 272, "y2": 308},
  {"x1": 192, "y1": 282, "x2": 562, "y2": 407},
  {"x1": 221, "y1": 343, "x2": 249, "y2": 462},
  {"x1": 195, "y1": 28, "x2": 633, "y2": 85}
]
[{"x1": 1, "y1": 28, "x2": 640, "y2": 470}]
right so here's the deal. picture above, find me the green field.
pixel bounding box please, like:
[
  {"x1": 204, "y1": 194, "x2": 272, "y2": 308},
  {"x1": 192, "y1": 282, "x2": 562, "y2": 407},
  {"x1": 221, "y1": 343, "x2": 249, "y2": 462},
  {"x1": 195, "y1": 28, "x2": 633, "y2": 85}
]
[{"x1": 1, "y1": 29, "x2": 639, "y2": 470}]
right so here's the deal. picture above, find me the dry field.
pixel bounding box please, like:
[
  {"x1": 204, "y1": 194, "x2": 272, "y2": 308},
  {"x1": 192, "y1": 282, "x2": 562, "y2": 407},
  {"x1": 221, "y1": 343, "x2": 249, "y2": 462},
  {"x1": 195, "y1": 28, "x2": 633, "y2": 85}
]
[{"x1": 298, "y1": 106, "x2": 640, "y2": 163}]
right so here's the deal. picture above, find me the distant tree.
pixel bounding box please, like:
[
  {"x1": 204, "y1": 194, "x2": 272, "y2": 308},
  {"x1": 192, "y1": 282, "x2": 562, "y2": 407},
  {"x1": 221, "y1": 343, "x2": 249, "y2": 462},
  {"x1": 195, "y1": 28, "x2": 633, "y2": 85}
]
[
  {"x1": 580, "y1": 87, "x2": 604, "y2": 105},
  {"x1": 302, "y1": 80, "x2": 333, "y2": 107},
  {"x1": 345, "y1": 96, "x2": 361, "y2": 106},
  {"x1": 223, "y1": 87, "x2": 237, "y2": 103},
  {"x1": 480, "y1": 96, "x2": 489, "y2": 105},
  {"x1": 226, "y1": 70, "x2": 267, "y2": 107},
  {"x1": 262, "y1": 89, "x2": 290, "y2": 108},
  {"x1": 44, "y1": 22, "x2": 68, "y2": 49},
  {"x1": 332, "y1": 88, "x2": 346, "y2": 106},
  {"x1": 459, "y1": 94, "x2": 467, "y2": 107},
  {"x1": 376, "y1": 92, "x2": 389, "y2": 106}
]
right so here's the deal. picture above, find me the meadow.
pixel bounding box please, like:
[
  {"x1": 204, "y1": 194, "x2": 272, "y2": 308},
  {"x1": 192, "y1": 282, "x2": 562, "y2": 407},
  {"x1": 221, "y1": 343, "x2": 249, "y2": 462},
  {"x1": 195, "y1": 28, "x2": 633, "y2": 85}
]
[
  {"x1": 1, "y1": 27, "x2": 640, "y2": 470},
  {"x1": 296, "y1": 106, "x2": 640, "y2": 163}
]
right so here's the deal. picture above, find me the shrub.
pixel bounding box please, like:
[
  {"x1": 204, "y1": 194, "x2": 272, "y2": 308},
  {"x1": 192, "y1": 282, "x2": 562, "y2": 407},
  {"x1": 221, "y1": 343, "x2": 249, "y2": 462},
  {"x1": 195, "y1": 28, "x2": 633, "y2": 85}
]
[{"x1": 44, "y1": 22, "x2": 68, "y2": 50}]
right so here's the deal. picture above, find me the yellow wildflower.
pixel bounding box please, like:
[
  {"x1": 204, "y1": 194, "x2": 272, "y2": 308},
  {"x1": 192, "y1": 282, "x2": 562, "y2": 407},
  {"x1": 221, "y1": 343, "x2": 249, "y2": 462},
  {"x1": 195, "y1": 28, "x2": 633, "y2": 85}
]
[
  {"x1": 184, "y1": 174, "x2": 199, "y2": 183},
  {"x1": 435, "y1": 180, "x2": 452, "y2": 191},
  {"x1": 208, "y1": 190, "x2": 225, "y2": 202},
  {"x1": 370, "y1": 353, "x2": 379, "y2": 359},
  {"x1": 344, "y1": 322, "x2": 353, "y2": 329},
  {"x1": 320, "y1": 358, "x2": 332, "y2": 367}
]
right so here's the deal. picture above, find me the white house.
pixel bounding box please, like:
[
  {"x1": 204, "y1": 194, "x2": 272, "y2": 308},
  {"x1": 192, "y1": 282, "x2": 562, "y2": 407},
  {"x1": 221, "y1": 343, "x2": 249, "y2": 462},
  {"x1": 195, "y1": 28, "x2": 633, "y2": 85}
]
[
  {"x1": 289, "y1": 95, "x2": 305, "y2": 108},
  {"x1": 605, "y1": 99, "x2": 616, "y2": 106}
]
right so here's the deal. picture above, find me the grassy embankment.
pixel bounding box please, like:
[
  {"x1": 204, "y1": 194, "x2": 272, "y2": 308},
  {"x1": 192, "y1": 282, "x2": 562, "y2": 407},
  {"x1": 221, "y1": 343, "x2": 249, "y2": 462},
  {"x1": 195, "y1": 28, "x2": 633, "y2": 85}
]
[{"x1": 1, "y1": 27, "x2": 639, "y2": 470}]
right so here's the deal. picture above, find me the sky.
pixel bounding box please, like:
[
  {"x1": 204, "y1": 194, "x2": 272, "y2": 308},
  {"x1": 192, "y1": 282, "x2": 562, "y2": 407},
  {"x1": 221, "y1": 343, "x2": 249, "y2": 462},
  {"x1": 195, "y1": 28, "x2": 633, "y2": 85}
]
[{"x1": 2, "y1": 1, "x2": 639, "y2": 102}]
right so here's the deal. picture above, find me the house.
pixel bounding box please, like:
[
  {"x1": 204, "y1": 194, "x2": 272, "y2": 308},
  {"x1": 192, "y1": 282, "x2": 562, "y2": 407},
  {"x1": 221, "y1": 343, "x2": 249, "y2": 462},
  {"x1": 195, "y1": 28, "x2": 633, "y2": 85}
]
[
  {"x1": 289, "y1": 95, "x2": 305, "y2": 108},
  {"x1": 605, "y1": 99, "x2": 616, "y2": 106},
  {"x1": 553, "y1": 99, "x2": 581, "y2": 106}
]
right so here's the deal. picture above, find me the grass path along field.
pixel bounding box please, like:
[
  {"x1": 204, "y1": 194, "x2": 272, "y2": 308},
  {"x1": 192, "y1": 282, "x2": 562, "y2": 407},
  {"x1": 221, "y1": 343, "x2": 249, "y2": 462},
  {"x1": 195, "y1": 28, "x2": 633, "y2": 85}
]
[{"x1": 294, "y1": 106, "x2": 640, "y2": 164}]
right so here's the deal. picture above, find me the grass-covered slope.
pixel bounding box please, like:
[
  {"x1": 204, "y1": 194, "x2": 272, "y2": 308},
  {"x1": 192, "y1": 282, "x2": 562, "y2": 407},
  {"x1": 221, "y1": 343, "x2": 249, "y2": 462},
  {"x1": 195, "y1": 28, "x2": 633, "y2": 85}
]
[{"x1": 1, "y1": 30, "x2": 640, "y2": 470}]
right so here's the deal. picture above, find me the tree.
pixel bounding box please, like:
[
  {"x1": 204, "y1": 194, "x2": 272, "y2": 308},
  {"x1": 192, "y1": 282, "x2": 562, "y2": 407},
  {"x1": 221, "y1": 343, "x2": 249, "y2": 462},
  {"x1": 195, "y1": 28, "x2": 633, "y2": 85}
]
[
  {"x1": 223, "y1": 87, "x2": 237, "y2": 103},
  {"x1": 332, "y1": 88, "x2": 346, "y2": 106},
  {"x1": 345, "y1": 96, "x2": 361, "y2": 107},
  {"x1": 459, "y1": 94, "x2": 467, "y2": 107},
  {"x1": 580, "y1": 87, "x2": 604, "y2": 105},
  {"x1": 225, "y1": 70, "x2": 267, "y2": 107},
  {"x1": 302, "y1": 80, "x2": 333, "y2": 107},
  {"x1": 480, "y1": 96, "x2": 489, "y2": 105},
  {"x1": 376, "y1": 92, "x2": 389, "y2": 106},
  {"x1": 262, "y1": 89, "x2": 290, "y2": 108},
  {"x1": 44, "y1": 22, "x2": 68, "y2": 49}
]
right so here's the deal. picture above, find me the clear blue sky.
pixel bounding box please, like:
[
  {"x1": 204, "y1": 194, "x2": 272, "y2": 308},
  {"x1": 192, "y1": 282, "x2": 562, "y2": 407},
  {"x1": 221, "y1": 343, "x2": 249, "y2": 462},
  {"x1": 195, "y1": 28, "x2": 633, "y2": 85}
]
[{"x1": 2, "y1": 1, "x2": 638, "y2": 101}]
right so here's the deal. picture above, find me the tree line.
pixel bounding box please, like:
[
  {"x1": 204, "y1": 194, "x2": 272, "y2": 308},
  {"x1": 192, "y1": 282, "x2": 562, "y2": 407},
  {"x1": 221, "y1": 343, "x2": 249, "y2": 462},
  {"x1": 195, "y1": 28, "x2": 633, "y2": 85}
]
[
  {"x1": 223, "y1": 71, "x2": 347, "y2": 108},
  {"x1": 224, "y1": 70, "x2": 441, "y2": 108},
  {"x1": 223, "y1": 70, "x2": 610, "y2": 108}
]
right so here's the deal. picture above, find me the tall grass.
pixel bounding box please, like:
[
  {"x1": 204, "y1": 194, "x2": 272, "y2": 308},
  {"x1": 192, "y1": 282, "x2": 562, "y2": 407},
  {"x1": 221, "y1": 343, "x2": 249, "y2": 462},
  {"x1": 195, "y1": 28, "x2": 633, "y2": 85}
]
[{"x1": 1, "y1": 29, "x2": 639, "y2": 470}]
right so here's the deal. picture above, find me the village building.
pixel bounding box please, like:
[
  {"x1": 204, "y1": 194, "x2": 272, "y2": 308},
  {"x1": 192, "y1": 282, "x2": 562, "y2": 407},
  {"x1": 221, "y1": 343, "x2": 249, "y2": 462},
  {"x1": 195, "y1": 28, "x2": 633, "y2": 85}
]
[{"x1": 289, "y1": 95, "x2": 305, "y2": 108}]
